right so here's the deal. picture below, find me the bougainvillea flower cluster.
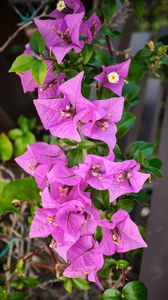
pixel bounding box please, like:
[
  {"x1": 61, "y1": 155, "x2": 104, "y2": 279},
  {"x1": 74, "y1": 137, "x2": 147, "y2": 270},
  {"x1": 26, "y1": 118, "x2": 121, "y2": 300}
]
[{"x1": 15, "y1": 0, "x2": 150, "y2": 289}]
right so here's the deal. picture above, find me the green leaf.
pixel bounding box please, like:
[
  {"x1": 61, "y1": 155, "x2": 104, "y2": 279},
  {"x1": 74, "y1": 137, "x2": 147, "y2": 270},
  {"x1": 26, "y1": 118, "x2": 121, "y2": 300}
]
[
  {"x1": 17, "y1": 115, "x2": 29, "y2": 133},
  {"x1": 99, "y1": 24, "x2": 120, "y2": 38},
  {"x1": 79, "y1": 140, "x2": 95, "y2": 150},
  {"x1": 67, "y1": 148, "x2": 83, "y2": 167},
  {"x1": 14, "y1": 138, "x2": 27, "y2": 157},
  {"x1": 117, "y1": 198, "x2": 134, "y2": 213},
  {"x1": 88, "y1": 142, "x2": 109, "y2": 156},
  {"x1": 142, "y1": 166, "x2": 163, "y2": 178},
  {"x1": 72, "y1": 278, "x2": 90, "y2": 290},
  {"x1": 22, "y1": 132, "x2": 36, "y2": 145},
  {"x1": 131, "y1": 190, "x2": 149, "y2": 205},
  {"x1": 133, "y1": 149, "x2": 144, "y2": 164},
  {"x1": 122, "y1": 281, "x2": 148, "y2": 300},
  {"x1": 8, "y1": 129, "x2": 23, "y2": 140},
  {"x1": 129, "y1": 48, "x2": 151, "y2": 81},
  {"x1": 8, "y1": 291, "x2": 27, "y2": 300},
  {"x1": 0, "y1": 197, "x2": 19, "y2": 214},
  {"x1": 117, "y1": 260, "x2": 129, "y2": 269},
  {"x1": 22, "y1": 276, "x2": 39, "y2": 287},
  {"x1": 94, "y1": 226, "x2": 103, "y2": 242},
  {"x1": 131, "y1": 0, "x2": 145, "y2": 18},
  {"x1": 30, "y1": 30, "x2": 45, "y2": 55},
  {"x1": 91, "y1": 189, "x2": 110, "y2": 210},
  {"x1": 101, "y1": 288, "x2": 121, "y2": 300},
  {"x1": 82, "y1": 44, "x2": 94, "y2": 64},
  {"x1": 117, "y1": 112, "x2": 136, "y2": 139},
  {"x1": 9, "y1": 54, "x2": 35, "y2": 73},
  {"x1": 0, "y1": 133, "x2": 13, "y2": 162},
  {"x1": 62, "y1": 139, "x2": 78, "y2": 146},
  {"x1": 32, "y1": 59, "x2": 47, "y2": 86},
  {"x1": 2, "y1": 178, "x2": 40, "y2": 202},
  {"x1": 64, "y1": 279, "x2": 73, "y2": 293},
  {"x1": 0, "y1": 287, "x2": 7, "y2": 300},
  {"x1": 16, "y1": 259, "x2": 24, "y2": 276},
  {"x1": 123, "y1": 81, "x2": 140, "y2": 102},
  {"x1": 126, "y1": 141, "x2": 155, "y2": 160},
  {"x1": 148, "y1": 157, "x2": 162, "y2": 169},
  {"x1": 102, "y1": 0, "x2": 116, "y2": 22},
  {"x1": 160, "y1": 56, "x2": 168, "y2": 65}
]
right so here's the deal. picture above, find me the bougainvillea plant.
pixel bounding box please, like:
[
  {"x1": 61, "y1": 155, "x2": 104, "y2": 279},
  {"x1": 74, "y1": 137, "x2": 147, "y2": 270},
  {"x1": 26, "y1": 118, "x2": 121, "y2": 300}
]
[{"x1": 7, "y1": 0, "x2": 167, "y2": 299}]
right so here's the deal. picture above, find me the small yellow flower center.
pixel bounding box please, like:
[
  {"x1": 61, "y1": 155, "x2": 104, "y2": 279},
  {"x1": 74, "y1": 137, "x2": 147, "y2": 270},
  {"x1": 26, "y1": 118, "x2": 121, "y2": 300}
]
[
  {"x1": 111, "y1": 228, "x2": 122, "y2": 246},
  {"x1": 47, "y1": 216, "x2": 57, "y2": 227},
  {"x1": 56, "y1": 0, "x2": 66, "y2": 11},
  {"x1": 107, "y1": 71, "x2": 120, "y2": 84}
]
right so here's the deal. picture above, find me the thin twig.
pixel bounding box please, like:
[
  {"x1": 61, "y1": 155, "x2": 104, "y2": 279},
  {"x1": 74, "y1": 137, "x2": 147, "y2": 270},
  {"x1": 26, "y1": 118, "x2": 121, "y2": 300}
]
[
  {"x1": 105, "y1": 36, "x2": 113, "y2": 56},
  {"x1": 113, "y1": 267, "x2": 131, "y2": 289},
  {"x1": 0, "y1": 0, "x2": 48, "y2": 53},
  {"x1": 37, "y1": 278, "x2": 60, "y2": 289},
  {"x1": 0, "y1": 20, "x2": 33, "y2": 53}
]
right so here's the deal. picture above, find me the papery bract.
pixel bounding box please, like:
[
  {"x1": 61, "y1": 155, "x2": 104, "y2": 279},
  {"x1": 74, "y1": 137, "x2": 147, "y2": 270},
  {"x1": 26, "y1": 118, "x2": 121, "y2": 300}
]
[
  {"x1": 75, "y1": 154, "x2": 113, "y2": 190},
  {"x1": 34, "y1": 13, "x2": 84, "y2": 64},
  {"x1": 34, "y1": 72, "x2": 103, "y2": 141},
  {"x1": 50, "y1": 0, "x2": 85, "y2": 19},
  {"x1": 81, "y1": 97, "x2": 124, "y2": 149},
  {"x1": 100, "y1": 210, "x2": 147, "y2": 255},
  {"x1": 18, "y1": 44, "x2": 65, "y2": 97},
  {"x1": 80, "y1": 12, "x2": 101, "y2": 44},
  {"x1": 63, "y1": 235, "x2": 104, "y2": 289},
  {"x1": 15, "y1": 142, "x2": 66, "y2": 189},
  {"x1": 29, "y1": 207, "x2": 76, "y2": 261},
  {"x1": 104, "y1": 159, "x2": 150, "y2": 202},
  {"x1": 94, "y1": 60, "x2": 131, "y2": 96}
]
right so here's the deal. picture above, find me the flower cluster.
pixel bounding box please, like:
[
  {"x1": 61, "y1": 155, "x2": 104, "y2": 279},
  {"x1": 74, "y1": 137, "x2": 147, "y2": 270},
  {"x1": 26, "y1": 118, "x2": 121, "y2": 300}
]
[{"x1": 15, "y1": 0, "x2": 150, "y2": 289}]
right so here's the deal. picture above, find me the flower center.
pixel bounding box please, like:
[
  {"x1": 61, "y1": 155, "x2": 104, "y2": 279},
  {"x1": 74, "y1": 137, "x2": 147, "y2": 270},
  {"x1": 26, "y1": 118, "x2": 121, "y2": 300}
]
[
  {"x1": 107, "y1": 72, "x2": 120, "y2": 84},
  {"x1": 52, "y1": 27, "x2": 71, "y2": 43},
  {"x1": 90, "y1": 22, "x2": 97, "y2": 37},
  {"x1": 59, "y1": 185, "x2": 69, "y2": 197},
  {"x1": 47, "y1": 216, "x2": 57, "y2": 227},
  {"x1": 111, "y1": 228, "x2": 122, "y2": 246},
  {"x1": 60, "y1": 104, "x2": 76, "y2": 118},
  {"x1": 91, "y1": 164, "x2": 104, "y2": 179},
  {"x1": 116, "y1": 171, "x2": 132, "y2": 183},
  {"x1": 56, "y1": 0, "x2": 66, "y2": 11},
  {"x1": 95, "y1": 119, "x2": 109, "y2": 131},
  {"x1": 28, "y1": 162, "x2": 39, "y2": 173}
]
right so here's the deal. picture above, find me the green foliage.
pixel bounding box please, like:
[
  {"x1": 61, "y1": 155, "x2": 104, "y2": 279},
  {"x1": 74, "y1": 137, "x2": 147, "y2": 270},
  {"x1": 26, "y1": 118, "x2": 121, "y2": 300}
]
[
  {"x1": 81, "y1": 44, "x2": 94, "y2": 64},
  {"x1": 101, "y1": 281, "x2": 147, "y2": 300},
  {"x1": 67, "y1": 148, "x2": 83, "y2": 167},
  {"x1": 91, "y1": 188, "x2": 110, "y2": 210},
  {"x1": 130, "y1": 0, "x2": 145, "y2": 18},
  {"x1": 116, "y1": 198, "x2": 134, "y2": 213},
  {"x1": 9, "y1": 54, "x2": 36, "y2": 73},
  {"x1": 101, "y1": 288, "x2": 121, "y2": 300},
  {"x1": 117, "y1": 112, "x2": 136, "y2": 139},
  {"x1": 2, "y1": 178, "x2": 40, "y2": 202},
  {"x1": 126, "y1": 141, "x2": 155, "y2": 160},
  {"x1": 0, "y1": 116, "x2": 36, "y2": 161},
  {"x1": 30, "y1": 30, "x2": 45, "y2": 55},
  {"x1": 122, "y1": 281, "x2": 148, "y2": 300},
  {"x1": 32, "y1": 59, "x2": 48, "y2": 86},
  {"x1": 0, "y1": 133, "x2": 13, "y2": 162},
  {"x1": 72, "y1": 278, "x2": 90, "y2": 290},
  {"x1": 0, "y1": 178, "x2": 40, "y2": 214},
  {"x1": 102, "y1": 0, "x2": 116, "y2": 22}
]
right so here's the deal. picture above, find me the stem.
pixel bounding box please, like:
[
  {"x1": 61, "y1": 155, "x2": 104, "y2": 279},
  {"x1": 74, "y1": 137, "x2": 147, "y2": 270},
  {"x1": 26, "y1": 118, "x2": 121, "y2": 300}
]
[
  {"x1": 122, "y1": 268, "x2": 126, "y2": 286},
  {"x1": 105, "y1": 36, "x2": 113, "y2": 56},
  {"x1": 121, "y1": 253, "x2": 126, "y2": 286}
]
